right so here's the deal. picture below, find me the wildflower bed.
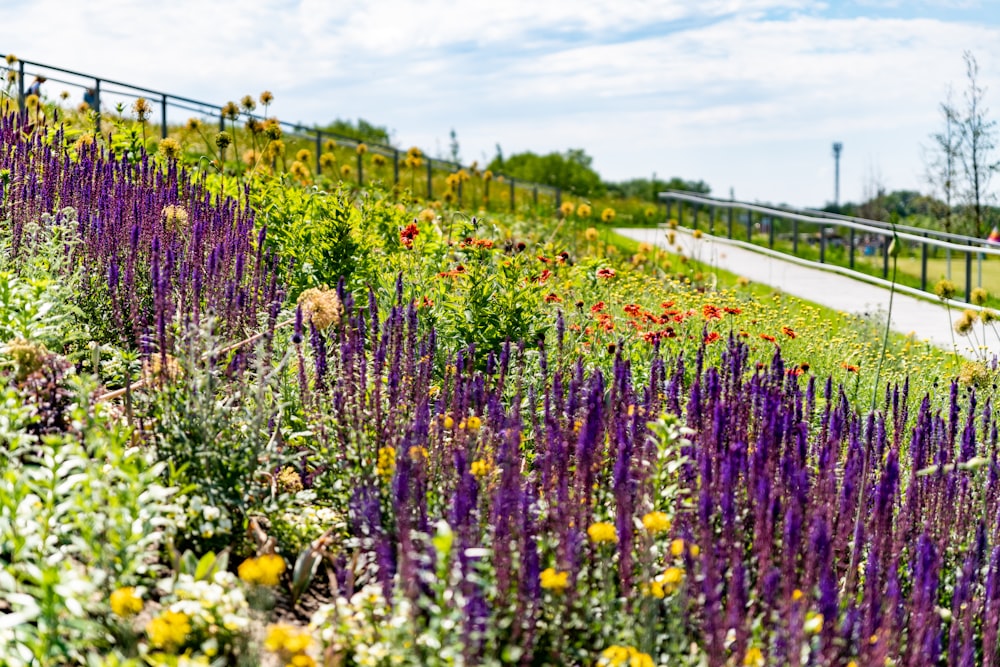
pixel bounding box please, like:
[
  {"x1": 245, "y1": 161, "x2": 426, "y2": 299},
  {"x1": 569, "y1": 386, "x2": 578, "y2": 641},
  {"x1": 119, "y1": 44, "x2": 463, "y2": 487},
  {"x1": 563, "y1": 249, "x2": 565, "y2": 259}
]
[{"x1": 1, "y1": 99, "x2": 999, "y2": 667}]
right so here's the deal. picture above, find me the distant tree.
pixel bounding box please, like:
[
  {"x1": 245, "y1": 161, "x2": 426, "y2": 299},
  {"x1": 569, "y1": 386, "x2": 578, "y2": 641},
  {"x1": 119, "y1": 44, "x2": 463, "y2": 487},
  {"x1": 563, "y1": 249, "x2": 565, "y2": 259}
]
[
  {"x1": 317, "y1": 118, "x2": 392, "y2": 145},
  {"x1": 487, "y1": 149, "x2": 605, "y2": 196},
  {"x1": 449, "y1": 128, "x2": 461, "y2": 165},
  {"x1": 924, "y1": 86, "x2": 962, "y2": 233},
  {"x1": 955, "y1": 51, "x2": 999, "y2": 237},
  {"x1": 608, "y1": 176, "x2": 710, "y2": 200}
]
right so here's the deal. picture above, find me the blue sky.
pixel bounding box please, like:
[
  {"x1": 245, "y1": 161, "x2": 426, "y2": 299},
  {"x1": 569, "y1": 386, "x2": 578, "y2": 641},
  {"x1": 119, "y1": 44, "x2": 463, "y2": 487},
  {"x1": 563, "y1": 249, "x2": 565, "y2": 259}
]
[{"x1": 3, "y1": 0, "x2": 999, "y2": 208}]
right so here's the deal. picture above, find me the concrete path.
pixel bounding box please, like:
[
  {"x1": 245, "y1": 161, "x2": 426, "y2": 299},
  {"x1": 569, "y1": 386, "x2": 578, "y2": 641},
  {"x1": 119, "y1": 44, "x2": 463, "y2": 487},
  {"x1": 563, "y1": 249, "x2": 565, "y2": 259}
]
[{"x1": 615, "y1": 226, "x2": 999, "y2": 361}]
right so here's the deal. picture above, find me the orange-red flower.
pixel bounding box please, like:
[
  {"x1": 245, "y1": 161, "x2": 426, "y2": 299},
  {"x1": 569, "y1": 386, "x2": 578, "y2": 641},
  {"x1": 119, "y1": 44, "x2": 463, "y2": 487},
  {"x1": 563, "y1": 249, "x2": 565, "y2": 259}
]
[
  {"x1": 760, "y1": 334, "x2": 776, "y2": 343},
  {"x1": 596, "y1": 267, "x2": 616, "y2": 279},
  {"x1": 781, "y1": 326, "x2": 797, "y2": 339},
  {"x1": 544, "y1": 293, "x2": 562, "y2": 303}
]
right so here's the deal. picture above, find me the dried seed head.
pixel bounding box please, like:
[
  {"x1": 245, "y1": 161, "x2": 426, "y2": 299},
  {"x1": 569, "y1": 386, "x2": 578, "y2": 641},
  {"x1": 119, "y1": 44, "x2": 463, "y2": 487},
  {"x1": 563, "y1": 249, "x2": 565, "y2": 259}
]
[
  {"x1": 161, "y1": 205, "x2": 190, "y2": 233},
  {"x1": 215, "y1": 131, "x2": 232, "y2": 151},
  {"x1": 221, "y1": 101, "x2": 240, "y2": 120},
  {"x1": 263, "y1": 118, "x2": 282, "y2": 140},
  {"x1": 142, "y1": 353, "x2": 183, "y2": 384},
  {"x1": 158, "y1": 138, "x2": 182, "y2": 161},
  {"x1": 295, "y1": 148, "x2": 312, "y2": 164},
  {"x1": 356, "y1": 143, "x2": 368, "y2": 156},
  {"x1": 5, "y1": 54, "x2": 17, "y2": 65},
  {"x1": 240, "y1": 94, "x2": 256, "y2": 113},
  {"x1": 259, "y1": 90, "x2": 274, "y2": 106},
  {"x1": 132, "y1": 97, "x2": 152, "y2": 122},
  {"x1": 185, "y1": 117, "x2": 202, "y2": 131},
  {"x1": 5, "y1": 338, "x2": 47, "y2": 381},
  {"x1": 297, "y1": 286, "x2": 343, "y2": 331}
]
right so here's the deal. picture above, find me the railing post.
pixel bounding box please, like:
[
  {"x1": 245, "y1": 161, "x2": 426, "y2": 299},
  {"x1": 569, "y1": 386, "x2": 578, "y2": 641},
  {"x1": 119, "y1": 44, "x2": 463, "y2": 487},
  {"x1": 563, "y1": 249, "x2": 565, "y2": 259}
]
[
  {"x1": 160, "y1": 94, "x2": 168, "y2": 140},
  {"x1": 555, "y1": 188, "x2": 561, "y2": 211},
  {"x1": 849, "y1": 227, "x2": 855, "y2": 269},
  {"x1": 792, "y1": 217, "x2": 798, "y2": 254},
  {"x1": 94, "y1": 78, "x2": 101, "y2": 130},
  {"x1": 727, "y1": 205, "x2": 733, "y2": 239},
  {"x1": 393, "y1": 149, "x2": 400, "y2": 185},
  {"x1": 768, "y1": 216, "x2": 775, "y2": 248},
  {"x1": 966, "y1": 250, "x2": 973, "y2": 302},
  {"x1": 533, "y1": 186, "x2": 538, "y2": 207},
  {"x1": 678, "y1": 201, "x2": 684, "y2": 228},
  {"x1": 882, "y1": 235, "x2": 889, "y2": 278},
  {"x1": 710, "y1": 206, "x2": 716, "y2": 235},
  {"x1": 693, "y1": 204, "x2": 699, "y2": 231},
  {"x1": 17, "y1": 61, "x2": 24, "y2": 112},
  {"x1": 746, "y1": 210, "x2": 753, "y2": 242},
  {"x1": 510, "y1": 177, "x2": 516, "y2": 212},
  {"x1": 357, "y1": 151, "x2": 363, "y2": 186},
  {"x1": 315, "y1": 131, "x2": 322, "y2": 171},
  {"x1": 426, "y1": 160, "x2": 433, "y2": 200},
  {"x1": 920, "y1": 235, "x2": 928, "y2": 292},
  {"x1": 458, "y1": 178, "x2": 463, "y2": 206},
  {"x1": 819, "y1": 227, "x2": 826, "y2": 264}
]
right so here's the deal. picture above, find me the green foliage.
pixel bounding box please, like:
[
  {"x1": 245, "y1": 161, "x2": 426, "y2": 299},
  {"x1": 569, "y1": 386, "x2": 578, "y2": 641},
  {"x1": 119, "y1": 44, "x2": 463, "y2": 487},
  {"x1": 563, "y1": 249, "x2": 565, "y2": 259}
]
[
  {"x1": 488, "y1": 148, "x2": 605, "y2": 197},
  {"x1": 608, "y1": 176, "x2": 711, "y2": 201},
  {"x1": 251, "y1": 178, "x2": 373, "y2": 299},
  {"x1": 316, "y1": 117, "x2": 392, "y2": 145},
  {"x1": 0, "y1": 380, "x2": 177, "y2": 665}
]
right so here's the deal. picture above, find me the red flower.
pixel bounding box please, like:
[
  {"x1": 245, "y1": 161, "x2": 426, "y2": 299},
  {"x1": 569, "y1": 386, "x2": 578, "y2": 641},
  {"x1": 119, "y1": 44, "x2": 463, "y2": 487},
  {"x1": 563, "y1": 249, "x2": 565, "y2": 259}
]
[
  {"x1": 702, "y1": 304, "x2": 723, "y2": 320},
  {"x1": 724, "y1": 306, "x2": 742, "y2": 315},
  {"x1": 781, "y1": 326, "x2": 797, "y2": 339},
  {"x1": 596, "y1": 267, "x2": 616, "y2": 279},
  {"x1": 760, "y1": 334, "x2": 776, "y2": 343},
  {"x1": 704, "y1": 331, "x2": 721, "y2": 344},
  {"x1": 537, "y1": 269, "x2": 553, "y2": 283},
  {"x1": 544, "y1": 293, "x2": 562, "y2": 303},
  {"x1": 400, "y1": 223, "x2": 419, "y2": 248},
  {"x1": 590, "y1": 302, "x2": 606, "y2": 314},
  {"x1": 841, "y1": 362, "x2": 860, "y2": 373}
]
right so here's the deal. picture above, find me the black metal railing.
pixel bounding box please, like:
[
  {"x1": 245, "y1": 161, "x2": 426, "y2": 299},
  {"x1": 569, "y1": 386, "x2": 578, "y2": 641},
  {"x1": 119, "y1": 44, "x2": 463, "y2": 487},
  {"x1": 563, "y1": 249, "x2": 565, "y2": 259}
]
[
  {"x1": 660, "y1": 190, "x2": 1000, "y2": 304},
  {"x1": 0, "y1": 55, "x2": 562, "y2": 211}
]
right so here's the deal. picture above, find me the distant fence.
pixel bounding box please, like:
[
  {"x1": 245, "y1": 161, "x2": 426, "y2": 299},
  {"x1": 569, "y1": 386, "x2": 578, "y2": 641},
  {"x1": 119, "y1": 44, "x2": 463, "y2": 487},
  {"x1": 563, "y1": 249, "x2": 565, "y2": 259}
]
[
  {"x1": 0, "y1": 55, "x2": 562, "y2": 211},
  {"x1": 660, "y1": 190, "x2": 1000, "y2": 304}
]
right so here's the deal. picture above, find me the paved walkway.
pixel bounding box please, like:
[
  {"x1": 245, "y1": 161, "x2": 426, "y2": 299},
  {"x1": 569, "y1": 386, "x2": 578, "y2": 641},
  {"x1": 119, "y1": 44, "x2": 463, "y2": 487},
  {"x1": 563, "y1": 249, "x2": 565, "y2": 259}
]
[{"x1": 615, "y1": 226, "x2": 998, "y2": 361}]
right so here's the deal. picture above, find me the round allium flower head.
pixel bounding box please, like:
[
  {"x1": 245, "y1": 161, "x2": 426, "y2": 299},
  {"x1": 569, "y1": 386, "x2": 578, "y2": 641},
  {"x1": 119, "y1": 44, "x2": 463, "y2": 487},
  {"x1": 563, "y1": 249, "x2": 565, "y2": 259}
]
[
  {"x1": 587, "y1": 522, "x2": 617, "y2": 544},
  {"x1": 289, "y1": 160, "x2": 311, "y2": 184},
  {"x1": 73, "y1": 134, "x2": 95, "y2": 155},
  {"x1": 245, "y1": 117, "x2": 262, "y2": 134},
  {"x1": 266, "y1": 140, "x2": 285, "y2": 160},
  {"x1": 319, "y1": 152, "x2": 336, "y2": 169},
  {"x1": 60, "y1": 90, "x2": 69, "y2": 100},
  {"x1": 6, "y1": 70, "x2": 18, "y2": 84},
  {"x1": 185, "y1": 117, "x2": 202, "y2": 131},
  {"x1": 221, "y1": 100, "x2": 240, "y2": 120},
  {"x1": 601, "y1": 207, "x2": 616, "y2": 222},
  {"x1": 162, "y1": 205, "x2": 190, "y2": 232},
  {"x1": 132, "y1": 97, "x2": 152, "y2": 122},
  {"x1": 240, "y1": 94, "x2": 256, "y2": 113},
  {"x1": 934, "y1": 279, "x2": 957, "y2": 300},
  {"x1": 215, "y1": 131, "x2": 232, "y2": 151},
  {"x1": 356, "y1": 143, "x2": 368, "y2": 155},
  {"x1": 5, "y1": 338, "x2": 47, "y2": 381},
  {"x1": 340, "y1": 164, "x2": 353, "y2": 177},
  {"x1": 242, "y1": 149, "x2": 258, "y2": 166},
  {"x1": 323, "y1": 138, "x2": 337, "y2": 152},
  {"x1": 25, "y1": 94, "x2": 39, "y2": 110},
  {"x1": 297, "y1": 286, "x2": 343, "y2": 331},
  {"x1": 110, "y1": 587, "x2": 143, "y2": 618},
  {"x1": 971, "y1": 287, "x2": 989, "y2": 306},
  {"x1": 260, "y1": 90, "x2": 274, "y2": 106},
  {"x1": 584, "y1": 227, "x2": 599, "y2": 241},
  {"x1": 77, "y1": 101, "x2": 91, "y2": 114},
  {"x1": 982, "y1": 309, "x2": 999, "y2": 324},
  {"x1": 955, "y1": 310, "x2": 976, "y2": 335},
  {"x1": 4, "y1": 54, "x2": 16, "y2": 65},
  {"x1": 577, "y1": 203, "x2": 592, "y2": 218},
  {"x1": 295, "y1": 148, "x2": 312, "y2": 164},
  {"x1": 158, "y1": 138, "x2": 182, "y2": 161},
  {"x1": 372, "y1": 153, "x2": 386, "y2": 167},
  {"x1": 263, "y1": 118, "x2": 282, "y2": 140},
  {"x1": 407, "y1": 146, "x2": 423, "y2": 159},
  {"x1": 560, "y1": 201, "x2": 575, "y2": 217}
]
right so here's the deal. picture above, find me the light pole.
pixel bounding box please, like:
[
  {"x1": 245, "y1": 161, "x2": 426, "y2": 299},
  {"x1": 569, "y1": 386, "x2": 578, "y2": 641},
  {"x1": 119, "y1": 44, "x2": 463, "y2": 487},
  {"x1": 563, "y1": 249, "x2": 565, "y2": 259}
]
[{"x1": 832, "y1": 142, "x2": 843, "y2": 207}]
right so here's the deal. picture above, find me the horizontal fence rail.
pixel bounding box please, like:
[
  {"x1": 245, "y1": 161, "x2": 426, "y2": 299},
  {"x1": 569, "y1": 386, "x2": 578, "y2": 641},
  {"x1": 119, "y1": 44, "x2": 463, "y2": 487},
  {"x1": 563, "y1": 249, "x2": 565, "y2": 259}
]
[
  {"x1": 0, "y1": 55, "x2": 562, "y2": 211},
  {"x1": 660, "y1": 190, "x2": 1000, "y2": 304}
]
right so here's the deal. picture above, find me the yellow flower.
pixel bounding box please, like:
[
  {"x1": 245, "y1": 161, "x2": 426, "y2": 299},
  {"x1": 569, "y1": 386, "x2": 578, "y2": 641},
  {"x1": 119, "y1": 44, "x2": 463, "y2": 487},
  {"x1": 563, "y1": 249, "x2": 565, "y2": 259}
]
[
  {"x1": 340, "y1": 164, "x2": 353, "y2": 177},
  {"x1": 257, "y1": 554, "x2": 286, "y2": 586},
  {"x1": 641, "y1": 511, "x2": 671, "y2": 535},
  {"x1": 599, "y1": 645, "x2": 654, "y2": 667},
  {"x1": 804, "y1": 612, "x2": 824, "y2": 635},
  {"x1": 264, "y1": 623, "x2": 294, "y2": 652},
  {"x1": 146, "y1": 610, "x2": 191, "y2": 650},
  {"x1": 409, "y1": 446, "x2": 429, "y2": 462},
  {"x1": 663, "y1": 566, "x2": 684, "y2": 593},
  {"x1": 791, "y1": 588, "x2": 804, "y2": 601},
  {"x1": 577, "y1": 203, "x2": 592, "y2": 218},
  {"x1": 470, "y1": 459, "x2": 491, "y2": 478},
  {"x1": 743, "y1": 646, "x2": 764, "y2": 666},
  {"x1": 295, "y1": 148, "x2": 312, "y2": 164},
  {"x1": 601, "y1": 207, "x2": 616, "y2": 223},
  {"x1": 560, "y1": 201, "x2": 575, "y2": 217},
  {"x1": 158, "y1": 138, "x2": 182, "y2": 160},
  {"x1": 669, "y1": 538, "x2": 685, "y2": 556},
  {"x1": 110, "y1": 587, "x2": 143, "y2": 618},
  {"x1": 955, "y1": 310, "x2": 976, "y2": 335},
  {"x1": 289, "y1": 656, "x2": 317, "y2": 667},
  {"x1": 934, "y1": 279, "x2": 957, "y2": 300},
  {"x1": 539, "y1": 567, "x2": 569, "y2": 593},
  {"x1": 693, "y1": 229, "x2": 704, "y2": 239},
  {"x1": 971, "y1": 287, "x2": 989, "y2": 306},
  {"x1": 587, "y1": 521, "x2": 618, "y2": 544},
  {"x1": 443, "y1": 415, "x2": 455, "y2": 429},
  {"x1": 465, "y1": 415, "x2": 482, "y2": 432},
  {"x1": 377, "y1": 446, "x2": 396, "y2": 481},
  {"x1": 584, "y1": 227, "x2": 599, "y2": 242},
  {"x1": 356, "y1": 143, "x2": 368, "y2": 155}
]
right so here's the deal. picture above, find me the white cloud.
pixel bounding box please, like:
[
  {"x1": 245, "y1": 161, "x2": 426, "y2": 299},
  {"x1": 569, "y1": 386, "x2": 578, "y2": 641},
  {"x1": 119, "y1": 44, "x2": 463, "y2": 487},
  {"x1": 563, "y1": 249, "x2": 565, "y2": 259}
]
[{"x1": 2, "y1": 0, "x2": 999, "y2": 206}]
